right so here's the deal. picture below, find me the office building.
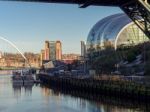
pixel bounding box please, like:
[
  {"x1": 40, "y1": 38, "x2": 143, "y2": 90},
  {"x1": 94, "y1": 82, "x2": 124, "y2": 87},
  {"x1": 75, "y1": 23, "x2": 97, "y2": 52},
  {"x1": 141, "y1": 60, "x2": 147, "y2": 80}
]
[
  {"x1": 56, "y1": 41, "x2": 62, "y2": 60},
  {"x1": 81, "y1": 41, "x2": 86, "y2": 59},
  {"x1": 44, "y1": 41, "x2": 50, "y2": 60},
  {"x1": 49, "y1": 41, "x2": 56, "y2": 61},
  {"x1": 41, "y1": 40, "x2": 62, "y2": 61}
]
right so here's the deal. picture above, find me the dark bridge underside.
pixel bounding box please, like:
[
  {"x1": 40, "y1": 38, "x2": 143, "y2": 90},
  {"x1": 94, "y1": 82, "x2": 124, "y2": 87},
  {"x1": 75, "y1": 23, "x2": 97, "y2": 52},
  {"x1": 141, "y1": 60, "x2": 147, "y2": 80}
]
[
  {"x1": 4, "y1": 0, "x2": 150, "y2": 39},
  {"x1": 4, "y1": 0, "x2": 133, "y2": 6}
]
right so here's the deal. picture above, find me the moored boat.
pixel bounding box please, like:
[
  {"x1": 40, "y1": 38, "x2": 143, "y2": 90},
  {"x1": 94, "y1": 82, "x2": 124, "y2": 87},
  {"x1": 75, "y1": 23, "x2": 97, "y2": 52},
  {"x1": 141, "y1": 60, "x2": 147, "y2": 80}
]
[
  {"x1": 12, "y1": 71, "x2": 23, "y2": 85},
  {"x1": 23, "y1": 75, "x2": 34, "y2": 85},
  {"x1": 12, "y1": 69, "x2": 35, "y2": 85}
]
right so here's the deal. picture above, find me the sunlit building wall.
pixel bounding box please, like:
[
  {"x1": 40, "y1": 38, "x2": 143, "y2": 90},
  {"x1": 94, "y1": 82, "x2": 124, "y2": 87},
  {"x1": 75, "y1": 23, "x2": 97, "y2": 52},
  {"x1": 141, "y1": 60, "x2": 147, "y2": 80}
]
[
  {"x1": 42, "y1": 40, "x2": 62, "y2": 62},
  {"x1": 0, "y1": 51, "x2": 2, "y2": 59},
  {"x1": 56, "y1": 41, "x2": 62, "y2": 60},
  {"x1": 40, "y1": 50, "x2": 45, "y2": 60},
  {"x1": 0, "y1": 53, "x2": 40, "y2": 68},
  {"x1": 44, "y1": 41, "x2": 50, "y2": 60}
]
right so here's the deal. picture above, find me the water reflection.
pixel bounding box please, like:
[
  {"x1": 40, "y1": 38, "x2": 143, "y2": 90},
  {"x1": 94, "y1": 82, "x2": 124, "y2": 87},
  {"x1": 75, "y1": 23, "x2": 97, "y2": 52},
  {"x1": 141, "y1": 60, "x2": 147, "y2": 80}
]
[
  {"x1": 24, "y1": 85, "x2": 33, "y2": 96},
  {"x1": 0, "y1": 74, "x2": 149, "y2": 112},
  {"x1": 0, "y1": 70, "x2": 13, "y2": 75},
  {"x1": 13, "y1": 84, "x2": 21, "y2": 99},
  {"x1": 42, "y1": 86, "x2": 150, "y2": 112},
  {"x1": 13, "y1": 84, "x2": 33, "y2": 98}
]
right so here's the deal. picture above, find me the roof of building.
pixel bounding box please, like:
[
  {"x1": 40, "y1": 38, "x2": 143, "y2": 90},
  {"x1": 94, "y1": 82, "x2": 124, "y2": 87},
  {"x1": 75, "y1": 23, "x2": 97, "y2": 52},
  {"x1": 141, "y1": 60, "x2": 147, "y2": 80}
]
[{"x1": 87, "y1": 13, "x2": 133, "y2": 49}]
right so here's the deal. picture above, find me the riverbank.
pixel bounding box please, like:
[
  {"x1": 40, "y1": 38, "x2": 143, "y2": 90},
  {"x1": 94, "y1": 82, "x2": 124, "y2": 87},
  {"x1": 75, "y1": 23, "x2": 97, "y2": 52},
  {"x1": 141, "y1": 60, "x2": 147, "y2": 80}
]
[
  {"x1": 44, "y1": 85, "x2": 150, "y2": 112},
  {"x1": 39, "y1": 74, "x2": 150, "y2": 102},
  {"x1": 0, "y1": 74, "x2": 146, "y2": 112}
]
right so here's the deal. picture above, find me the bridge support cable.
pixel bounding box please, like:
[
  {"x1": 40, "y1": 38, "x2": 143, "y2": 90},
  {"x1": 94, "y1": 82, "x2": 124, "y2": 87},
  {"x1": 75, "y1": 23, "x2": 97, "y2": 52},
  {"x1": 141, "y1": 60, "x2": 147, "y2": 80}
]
[{"x1": 120, "y1": 0, "x2": 150, "y2": 38}]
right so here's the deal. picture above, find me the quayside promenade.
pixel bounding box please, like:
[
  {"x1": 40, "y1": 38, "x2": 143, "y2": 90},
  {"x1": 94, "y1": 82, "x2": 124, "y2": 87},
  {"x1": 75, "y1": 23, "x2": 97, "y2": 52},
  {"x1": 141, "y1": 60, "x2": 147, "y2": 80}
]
[{"x1": 39, "y1": 74, "x2": 150, "y2": 102}]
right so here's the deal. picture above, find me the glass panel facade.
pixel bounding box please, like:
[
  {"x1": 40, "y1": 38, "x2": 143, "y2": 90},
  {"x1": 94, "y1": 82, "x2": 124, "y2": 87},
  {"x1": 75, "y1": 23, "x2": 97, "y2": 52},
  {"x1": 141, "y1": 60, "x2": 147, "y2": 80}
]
[
  {"x1": 86, "y1": 13, "x2": 149, "y2": 53},
  {"x1": 49, "y1": 41, "x2": 56, "y2": 61},
  {"x1": 117, "y1": 24, "x2": 148, "y2": 47}
]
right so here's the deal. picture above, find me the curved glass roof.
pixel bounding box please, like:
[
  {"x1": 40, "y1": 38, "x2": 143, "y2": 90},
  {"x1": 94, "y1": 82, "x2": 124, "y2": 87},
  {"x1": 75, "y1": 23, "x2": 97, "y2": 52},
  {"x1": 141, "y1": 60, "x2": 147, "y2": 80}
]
[{"x1": 87, "y1": 13, "x2": 148, "y2": 51}]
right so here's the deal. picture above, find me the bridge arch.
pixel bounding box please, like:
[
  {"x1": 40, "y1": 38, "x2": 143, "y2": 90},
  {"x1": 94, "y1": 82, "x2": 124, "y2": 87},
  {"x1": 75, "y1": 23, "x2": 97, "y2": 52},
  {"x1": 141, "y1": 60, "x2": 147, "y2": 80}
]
[{"x1": 0, "y1": 36, "x2": 30, "y2": 67}]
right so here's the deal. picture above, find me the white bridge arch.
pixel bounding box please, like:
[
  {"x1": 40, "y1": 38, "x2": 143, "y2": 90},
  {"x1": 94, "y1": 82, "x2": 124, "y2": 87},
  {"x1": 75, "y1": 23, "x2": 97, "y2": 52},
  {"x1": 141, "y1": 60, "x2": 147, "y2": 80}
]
[{"x1": 0, "y1": 36, "x2": 30, "y2": 67}]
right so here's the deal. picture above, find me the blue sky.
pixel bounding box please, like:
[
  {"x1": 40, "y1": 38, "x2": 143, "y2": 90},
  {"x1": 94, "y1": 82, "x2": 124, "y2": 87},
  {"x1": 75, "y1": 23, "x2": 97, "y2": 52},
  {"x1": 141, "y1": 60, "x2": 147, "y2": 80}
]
[{"x1": 0, "y1": 1, "x2": 122, "y2": 54}]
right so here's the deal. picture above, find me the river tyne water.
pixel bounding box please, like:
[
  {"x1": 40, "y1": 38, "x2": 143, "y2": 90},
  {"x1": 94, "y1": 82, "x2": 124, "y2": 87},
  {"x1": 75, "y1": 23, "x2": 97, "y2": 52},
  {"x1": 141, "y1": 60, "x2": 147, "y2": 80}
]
[{"x1": 0, "y1": 73, "x2": 149, "y2": 112}]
